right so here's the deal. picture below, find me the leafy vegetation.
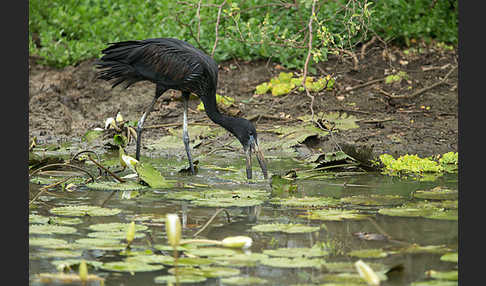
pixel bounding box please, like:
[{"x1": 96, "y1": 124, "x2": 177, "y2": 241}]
[{"x1": 30, "y1": 0, "x2": 457, "y2": 68}]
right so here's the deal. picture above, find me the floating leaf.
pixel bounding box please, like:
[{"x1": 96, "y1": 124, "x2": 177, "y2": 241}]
[
  {"x1": 168, "y1": 266, "x2": 241, "y2": 278},
  {"x1": 413, "y1": 186, "x2": 458, "y2": 200},
  {"x1": 136, "y1": 162, "x2": 174, "y2": 188},
  {"x1": 85, "y1": 181, "x2": 147, "y2": 191},
  {"x1": 303, "y1": 209, "x2": 371, "y2": 221},
  {"x1": 47, "y1": 217, "x2": 84, "y2": 225},
  {"x1": 29, "y1": 224, "x2": 77, "y2": 235},
  {"x1": 38, "y1": 250, "x2": 83, "y2": 259},
  {"x1": 269, "y1": 196, "x2": 341, "y2": 208},
  {"x1": 29, "y1": 214, "x2": 49, "y2": 224},
  {"x1": 213, "y1": 253, "x2": 269, "y2": 267},
  {"x1": 29, "y1": 237, "x2": 71, "y2": 249},
  {"x1": 260, "y1": 257, "x2": 324, "y2": 268},
  {"x1": 73, "y1": 238, "x2": 126, "y2": 251},
  {"x1": 87, "y1": 231, "x2": 146, "y2": 240},
  {"x1": 378, "y1": 201, "x2": 457, "y2": 220},
  {"x1": 154, "y1": 275, "x2": 207, "y2": 284},
  {"x1": 440, "y1": 252, "x2": 458, "y2": 263},
  {"x1": 49, "y1": 205, "x2": 122, "y2": 217},
  {"x1": 125, "y1": 254, "x2": 174, "y2": 265},
  {"x1": 220, "y1": 276, "x2": 268, "y2": 285},
  {"x1": 186, "y1": 247, "x2": 238, "y2": 257},
  {"x1": 341, "y1": 194, "x2": 407, "y2": 206},
  {"x1": 411, "y1": 280, "x2": 457, "y2": 286},
  {"x1": 160, "y1": 257, "x2": 214, "y2": 267},
  {"x1": 263, "y1": 247, "x2": 328, "y2": 258},
  {"x1": 348, "y1": 248, "x2": 389, "y2": 259},
  {"x1": 390, "y1": 244, "x2": 453, "y2": 255},
  {"x1": 251, "y1": 223, "x2": 320, "y2": 234},
  {"x1": 89, "y1": 222, "x2": 148, "y2": 232},
  {"x1": 426, "y1": 270, "x2": 458, "y2": 281},
  {"x1": 100, "y1": 261, "x2": 164, "y2": 273},
  {"x1": 35, "y1": 273, "x2": 104, "y2": 284}
]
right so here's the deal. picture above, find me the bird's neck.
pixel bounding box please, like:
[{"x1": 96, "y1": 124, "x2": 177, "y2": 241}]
[{"x1": 200, "y1": 94, "x2": 237, "y2": 134}]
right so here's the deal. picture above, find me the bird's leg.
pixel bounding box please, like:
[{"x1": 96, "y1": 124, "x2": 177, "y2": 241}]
[
  {"x1": 135, "y1": 86, "x2": 166, "y2": 160},
  {"x1": 182, "y1": 92, "x2": 195, "y2": 175}
]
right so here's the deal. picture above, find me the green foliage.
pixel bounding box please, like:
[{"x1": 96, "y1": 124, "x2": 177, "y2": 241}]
[
  {"x1": 370, "y1": 0, "x2": 458, "y2": 45},
  {"x1": 30, "y1": 0, "x2": 457, "y2": 69},
  {"x1": 255, "y1": 72, "x2": 334, "y2": 96}
]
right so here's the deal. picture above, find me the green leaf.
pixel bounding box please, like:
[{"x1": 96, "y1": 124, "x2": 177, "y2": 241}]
[{"x1": 135, "y1": 162, "x2": 174, "y2": 188}]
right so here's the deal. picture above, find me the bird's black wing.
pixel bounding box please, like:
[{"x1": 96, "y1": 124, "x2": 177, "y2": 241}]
[{"x1": 96, "y1": 38, "x2": 210, "y2": 92}]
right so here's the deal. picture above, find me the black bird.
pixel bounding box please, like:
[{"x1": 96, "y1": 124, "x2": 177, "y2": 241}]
[{"x1": 95, "y1": 38, "x2": 267, "y2": 180}]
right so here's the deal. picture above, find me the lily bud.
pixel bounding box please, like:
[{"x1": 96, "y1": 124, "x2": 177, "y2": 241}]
[
  {"x1": 126, "y1": 221, "x2": 136, "y2": 246},
  {"x1": 121, "y1": 154, "x2": 139, "y2": 172},
  {"x1": 116, "y1": 112, "x2": 124, "y2": 123},
  {"x1": 105, "y1": 117, "x2": 116, "y2": 130},
  {"x1": 79, "y1": 260, "x2": 88, "y2": 282},
  {"x1": 355, "y1": 260, "x2": 380, "y2": 286},
  {"x1": 221, "y1": 236, "x2": 253, "y2": 249},
  {"x1": 166, "y1": 214, "x2": 182, "y2": 247}
]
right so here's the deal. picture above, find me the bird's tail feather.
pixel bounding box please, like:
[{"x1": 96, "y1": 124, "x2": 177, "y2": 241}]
[{"x1": 95, "y1": 41, "x2": 145, "y2": 89}]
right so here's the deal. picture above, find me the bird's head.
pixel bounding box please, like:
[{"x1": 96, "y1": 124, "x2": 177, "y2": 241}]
[{"x1": 229, "y1": 118, "x2": 268, "y2": 180}]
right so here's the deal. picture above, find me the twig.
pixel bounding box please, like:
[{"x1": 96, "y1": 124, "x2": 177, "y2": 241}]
[
  {"x1": 29, "y1": 176, "x2": 75, "y2": 206},
  {"x1": 196, "y1": 0, "x2": 202, "y2": 43},
  {"x1": 193, "y1": 208, "x2": 231, "y2": 237},
  {"x1": 29, "y1": 163, "x2": 95, "y2": 182},
  {"x1": 360, "y1": 36, "x2": 377, "y2": 59},
  {"x1": 302, "y1": 0, "x2": 317, "y2": 121},
  {"x1": 343, "y1": 77, "x2": 385, "y2": 93},
  {"x1": 211, "y1": 0, "x2": 227, "y2": 58},
  {"x1": 87, "y1": 155, "x2": 125, "y2": 183}
]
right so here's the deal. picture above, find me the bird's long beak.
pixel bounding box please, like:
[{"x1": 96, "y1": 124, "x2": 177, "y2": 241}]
[{"x1": 245, "y1": 135, "x2": 268, "y2": 180}]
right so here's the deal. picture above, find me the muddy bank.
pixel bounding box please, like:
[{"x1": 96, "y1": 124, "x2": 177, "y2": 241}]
[{"x1": 29, "y1": 42, "x2": 457, "y2": 159}]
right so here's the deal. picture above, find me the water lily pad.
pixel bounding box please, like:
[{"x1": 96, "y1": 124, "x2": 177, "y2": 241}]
[
  {"x1": 260, "y1": 257, "x2": 324, "y2": 268},
  {"x1": 263, "y1": 247, "x2": 328, "y2": 258},
  {"x1": 168, "y1": 266, "x2": 240, "y2": 278},
  {"x1": 269, "y1": 196, "x2": 341, "y2": 208},
  {"x1": 73, "y1": 238, "x2": 126, "y2": 251},
  {"x1": 29, "y1": 224, "x2": 77, "y2": 235},
  {"x1": 413, "y1": 186, "x2": 458, "y2": 200},
  {"x1": 85, "y1": 181, "x2": 147, "y2": 191},
  {"x1": 411, "y1": 280, "x2": 457, "y2": 286},
  {"x1": 125, "y1": 254, "x2": 174, "y2": 264},
  {"x1": 213, "y1": 253, "x2": 269, "y2": 267},
  {"x1": 193, "y1": 197, "x2": 264, "y2": 208},
  {"x1": 323, "y1": 262, "x2": 387, "y2": 273},
  {"x1": 340, "y1": 194, "x2": 407, "y2": 206},
  {"x1": 89, "y1": 222, "x2": 148, "y2": 232},
  {"x1": 87, "y1": 231, "x2": 146, "y2": 240},
  {"x1": 251, "y1": 223, "x2": 320, "y2": 234},
  {"x1": 100, "y1": 261, "x2": 164, "y2": 272},
  {"x1": 39, "y1": 250, "x2": 83, "y2": 259},
  {"x1": 29, "y1": 237, "x2": 72, "y2": 249},
  {"x1": 29, "y1": 214, "x2": 49, "y2": 224},
  {"x1": 440, "y1": 252, "x2": 458, "y2": 263},
  {"x1": 390, "y1": 244, "x2": 453, "y2": 255},
  {"x1": 378, "y1": 201, "x2": 457, "y2": 220},
  {"x1": 135, "y1": 162, "x2": 174, "y2": 188},
  {"x1": 426, "y1": 270, "x2": 458, "y2": 281},
  {"x1": 320, "y1": 273, "x2": 367, "y2": 284},
  {"x1": 49, "y1": 205, "x2": 122, "y2": 217},
  {"x1": 47, "y1": 217, "x2": 84, "y2": 225},
  {"x1": 303, "y1": 209, "x2": 371, "y2": 221},
  {"x1": 164, "y1": 190, "x2": 204, "y2": 201},
  {"x1": 161, "y1": 257, "x2": 214, "y2": 266},
  {"x1": 186, "y1": 247, "x2": 238, "y2": 257},
  {"x1": 35, "y1": 273, "x2": 104, "y2": 284},
  {"x1": 154, "y1": 275, "x2": 207, "y2": 284},
  {"x1": 348, "y1": 248, "x2": 389, "y2": 258},
  {"x1": 220, "y1": 276, "x2": 268, "y2": 285}
]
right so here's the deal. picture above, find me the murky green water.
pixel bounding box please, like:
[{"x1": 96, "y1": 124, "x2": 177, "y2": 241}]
[{"x1": 29, "y1": 151, "x2": 458, "y2": 285}]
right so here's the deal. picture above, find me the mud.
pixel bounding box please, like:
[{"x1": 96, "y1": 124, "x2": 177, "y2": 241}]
[{"x1": 29, "y1": 41, "x2": 457, "y2": 159}]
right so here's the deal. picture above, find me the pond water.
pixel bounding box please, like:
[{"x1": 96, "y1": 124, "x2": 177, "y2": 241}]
[{"x1": 29, "y1": 151, "x2": 458, "y2": 286}]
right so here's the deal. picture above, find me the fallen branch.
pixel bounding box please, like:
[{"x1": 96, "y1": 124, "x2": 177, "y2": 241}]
[
  {"x1": 343, "y1": 77, "x2": 385, "y2": 93},
  {"x1": 87, "y1": 155, "x2": 125, "y2": 183},
  {"x1": 193, "y1": 208, "x2": 231, "y2": 237}
]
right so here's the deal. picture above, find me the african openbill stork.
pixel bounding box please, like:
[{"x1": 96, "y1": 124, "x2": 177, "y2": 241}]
[{"x1": 95, "y1": 38, "x2": 267, "y2": 180}]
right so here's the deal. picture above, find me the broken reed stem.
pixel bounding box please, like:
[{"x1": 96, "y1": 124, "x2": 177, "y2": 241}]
[
  {"x1": 193, "y1": 208, "x2": 231, "y2": 237},
  {"x1": 302, "y1": 0, "x2": 317, "y2": 122},
  {"x1": 87, "y1": 155, "x2": 125, "y2": 183},
  {"x1": 211, "y1": 0, "x2": 227, "y2": 57}
]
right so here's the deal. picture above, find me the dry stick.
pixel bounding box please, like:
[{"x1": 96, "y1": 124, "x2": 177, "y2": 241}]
[
  {"x1": 87, "y1": 155, "x2": 125, "y2": 183},
  {"x1": 211, "y1": 0, "x2": 227, "y2": 58},
  {"x1": 302, "y1": 0, "x2": 317, "y2": 121},
  {"x1": 196, "y1": 0, "x2": 202, "y2": 43},
  {"x1": 360, "y1": 36, "x2": 377, "y2": 60},
  {"x1": 29, "y1": 163, "x2": 95, "y2": 182},
  {"x1": 193, "y1": 208, "x2": 231, "y2": 238},
  {"x1": 29, "y1": 176, "x2": 75, "y2": 206},
  {"x1": 343, "y1": 77, "x2": 385, "y2": 93}
]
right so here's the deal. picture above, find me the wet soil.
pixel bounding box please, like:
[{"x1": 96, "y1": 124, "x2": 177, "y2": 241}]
[{"x1": 29, "y1": 41, "x2": 457, "y2": 159}]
